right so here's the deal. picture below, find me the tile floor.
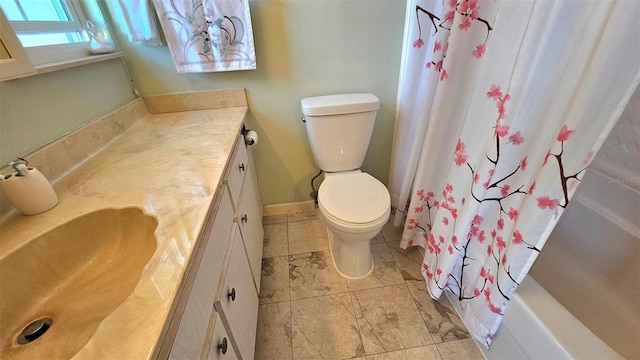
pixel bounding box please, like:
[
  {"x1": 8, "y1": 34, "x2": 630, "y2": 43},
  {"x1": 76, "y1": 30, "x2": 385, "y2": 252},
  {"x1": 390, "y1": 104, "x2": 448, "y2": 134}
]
[{"x1": 255, "y1": 209, "x2": 485, "y2": 360}]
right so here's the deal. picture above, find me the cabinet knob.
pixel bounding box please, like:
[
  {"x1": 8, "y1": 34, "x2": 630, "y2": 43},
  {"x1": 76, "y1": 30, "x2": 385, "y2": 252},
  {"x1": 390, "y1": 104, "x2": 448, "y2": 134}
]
[
  {"x1": 228, "y1": 288, "x2": 236, "y2": 301},
  {"x1": 218, "y1": 337, "x2": 228, "y2": 354},
  {"x1": 239, "y1": 163, "x2": 245, "y2": 172},
  {"x1": 241, "y1": 214, "x2": 248, "y2": 223}
]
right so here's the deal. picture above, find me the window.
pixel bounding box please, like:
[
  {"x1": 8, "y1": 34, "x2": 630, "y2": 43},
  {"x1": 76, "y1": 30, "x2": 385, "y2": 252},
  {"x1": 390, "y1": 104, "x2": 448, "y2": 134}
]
[{"x1": 0, "y1": 0, "x2": 89, "y2": 64}]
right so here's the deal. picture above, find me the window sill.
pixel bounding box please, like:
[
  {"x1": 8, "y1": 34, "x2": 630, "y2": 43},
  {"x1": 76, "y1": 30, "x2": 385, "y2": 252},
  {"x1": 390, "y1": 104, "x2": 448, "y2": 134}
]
[{"x1": 34, "y1": 51, "x2": 125, "y2": 75}]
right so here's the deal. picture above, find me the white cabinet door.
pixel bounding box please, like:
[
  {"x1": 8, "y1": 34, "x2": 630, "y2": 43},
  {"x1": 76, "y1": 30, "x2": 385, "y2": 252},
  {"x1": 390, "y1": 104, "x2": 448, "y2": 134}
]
[
  {"x1": 214, "y1": 225, "x2": 259, "y2": 360},
  {"x1": 237, "y1": 166, "x2": 264, "y2": 293},
  {"x1": 169, "y1": 190, "x2": 234, "y2": 360}
]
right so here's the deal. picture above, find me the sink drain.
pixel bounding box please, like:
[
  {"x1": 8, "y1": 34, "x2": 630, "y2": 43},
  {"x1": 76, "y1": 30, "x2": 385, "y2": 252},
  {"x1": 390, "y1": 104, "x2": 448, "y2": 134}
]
[{"x1": 17, "y1": 318, "x2": 53, "y2": 344}]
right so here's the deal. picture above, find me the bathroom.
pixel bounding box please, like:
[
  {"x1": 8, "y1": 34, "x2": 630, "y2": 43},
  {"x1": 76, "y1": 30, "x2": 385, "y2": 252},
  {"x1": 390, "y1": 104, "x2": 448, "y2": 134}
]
[{"x1": 0, "y1": 0, "x2": 638, "y2": 359}]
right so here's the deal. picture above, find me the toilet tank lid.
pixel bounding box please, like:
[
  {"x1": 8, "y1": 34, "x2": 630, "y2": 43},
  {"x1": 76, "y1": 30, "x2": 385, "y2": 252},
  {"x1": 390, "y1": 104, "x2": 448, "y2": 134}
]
[{"x1": 301, "y1": 93, "x2": 379, "y2": 116}]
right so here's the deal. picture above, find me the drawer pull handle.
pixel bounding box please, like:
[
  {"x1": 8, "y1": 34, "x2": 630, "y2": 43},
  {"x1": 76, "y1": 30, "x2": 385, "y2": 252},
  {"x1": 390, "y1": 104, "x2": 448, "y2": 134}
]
[
  {"x1": 241, "y1": 214, "x2": 248, "y2": 223},
  {"x1": 239, "y1": 163, "x2": 245, "y2": 172},
  {"x1": 228, "y1": 288, "x2": 236, "y2": 301},
  {"x1": 218, "y1": 337, "x2": 228, "y2": 354}
]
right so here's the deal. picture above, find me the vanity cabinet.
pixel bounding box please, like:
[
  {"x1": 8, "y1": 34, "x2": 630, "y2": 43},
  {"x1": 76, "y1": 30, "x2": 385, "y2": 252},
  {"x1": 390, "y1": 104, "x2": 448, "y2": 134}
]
[
  {"x1": 225, "y1": 134, "x2": 264, "y2": 293},
  {"x1": 164, "y1": 130, "x2": 263, "y2": 360}
]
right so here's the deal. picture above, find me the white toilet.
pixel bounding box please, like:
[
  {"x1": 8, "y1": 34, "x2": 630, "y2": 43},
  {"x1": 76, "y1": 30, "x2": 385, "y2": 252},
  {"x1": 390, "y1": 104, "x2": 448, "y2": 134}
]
[{"x1": 301, "y1": 93, "x2": 391, "y2": 279}]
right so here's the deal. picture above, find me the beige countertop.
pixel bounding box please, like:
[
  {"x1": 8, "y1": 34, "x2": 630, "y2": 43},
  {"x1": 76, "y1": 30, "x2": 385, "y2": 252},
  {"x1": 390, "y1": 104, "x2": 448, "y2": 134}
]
[{"x1": 0, "y1": 92, "x2": 248, "y2": 359}]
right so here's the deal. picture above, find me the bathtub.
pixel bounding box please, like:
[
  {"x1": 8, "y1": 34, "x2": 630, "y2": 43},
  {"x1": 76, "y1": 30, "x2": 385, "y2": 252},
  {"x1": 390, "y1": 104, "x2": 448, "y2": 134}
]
[
  {"x1": 446, "y1": 178, "x2": 637, "y2": 359},
  {"x1": 446, "y1": 100, "x2": 640, "y2": 359},
  {"x1": 452, "y1": 275, "x2": 624, "y2": 360}
]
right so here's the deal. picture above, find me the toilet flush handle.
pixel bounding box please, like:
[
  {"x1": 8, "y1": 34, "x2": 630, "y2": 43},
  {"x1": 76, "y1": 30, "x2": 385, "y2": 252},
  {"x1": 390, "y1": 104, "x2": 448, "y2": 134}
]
[{"x1": 301, "y1": 117, "x2": 306, "y2": 123}]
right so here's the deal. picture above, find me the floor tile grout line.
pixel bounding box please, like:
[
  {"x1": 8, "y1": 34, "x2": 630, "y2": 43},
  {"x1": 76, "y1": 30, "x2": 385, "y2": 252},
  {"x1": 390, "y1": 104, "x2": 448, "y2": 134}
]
[
  {"x1": 407, "y1": 280, "x2": 474, "y2": 345},
  {"x1": 258, "y1": 298, "x2": 294, "y2": 305},
  {"x1": 288, "y1": 298, "x2": 293, "y2": 360},
  {"x1": 346, "y1": 290, "x2": 367, "y2": 358},
  {"x1": 363, "y1": 342, "x2": 444, "y2": 358},
  {"x1": 402, "y1": 281, "x2": 439, "y2": 347},
  {"x1": 380, "y1": 241, "x2": 406, "y2": 284},
  {"x1": 406, "y1": 281, "x2": 439, "y2": 346},
  {"x1": 433, "y1": 340, "x2": 446, "y2": 360},
  {"x1": 289, "y1": 288, "x2": 353, "y2": 302},
  {"x1": 286, "y1": 220, "x2": 294, "y2": 360}
]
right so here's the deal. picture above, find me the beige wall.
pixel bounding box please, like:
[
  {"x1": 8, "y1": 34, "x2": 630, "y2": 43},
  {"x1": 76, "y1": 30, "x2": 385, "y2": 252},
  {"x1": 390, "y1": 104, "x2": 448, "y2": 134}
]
[
  {"x1": 0, "y1": 59, "x2": 135, "y2": 164},
  {"x1": 110, "y1": 0, "x2": 406, "y2": 205}
]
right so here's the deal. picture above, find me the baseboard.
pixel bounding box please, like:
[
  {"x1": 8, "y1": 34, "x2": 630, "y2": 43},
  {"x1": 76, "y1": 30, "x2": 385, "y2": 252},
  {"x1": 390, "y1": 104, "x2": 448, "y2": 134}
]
[{"x1": 263, "y1": 201, "x2": 317, "y2": 216}]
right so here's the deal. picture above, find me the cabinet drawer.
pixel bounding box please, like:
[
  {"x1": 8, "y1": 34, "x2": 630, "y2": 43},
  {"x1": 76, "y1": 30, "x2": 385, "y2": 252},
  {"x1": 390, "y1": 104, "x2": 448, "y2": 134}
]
[
  {"x1": 169, "y1": 189, "x2": 234, "y2": 360},
  {"x1": 224, "y1": 135, "x2": 249, "y2": 210},
  {"x1": 214, "y1": 225, "x2": 259, "y2": 360},
  {"x1": 206, "y1": 314, "x2": 238, "y2": 360}
]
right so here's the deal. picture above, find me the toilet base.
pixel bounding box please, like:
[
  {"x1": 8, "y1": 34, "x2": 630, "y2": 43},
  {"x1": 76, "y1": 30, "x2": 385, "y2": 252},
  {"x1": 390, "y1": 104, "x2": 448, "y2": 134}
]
[{"x1": 327, "y1": 229, "x2": 374, "y2": 279}]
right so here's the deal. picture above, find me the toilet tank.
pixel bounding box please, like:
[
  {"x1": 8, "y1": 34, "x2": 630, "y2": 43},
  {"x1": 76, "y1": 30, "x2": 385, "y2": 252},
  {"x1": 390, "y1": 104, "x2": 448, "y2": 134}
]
[{"x1": 301, "y1": 93, "x2": 380, "y2": 172}]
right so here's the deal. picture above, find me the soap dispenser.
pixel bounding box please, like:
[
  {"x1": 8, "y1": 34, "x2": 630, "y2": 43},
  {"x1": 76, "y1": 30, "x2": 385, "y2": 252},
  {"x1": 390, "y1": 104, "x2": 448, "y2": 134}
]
[{"x1": 0, "y1": 162, "x2": 58, "y2": 215}]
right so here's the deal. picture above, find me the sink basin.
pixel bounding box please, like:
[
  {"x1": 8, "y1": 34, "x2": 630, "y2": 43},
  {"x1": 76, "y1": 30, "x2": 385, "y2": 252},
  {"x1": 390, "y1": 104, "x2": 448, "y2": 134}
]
[{"x1": 0, "y1": 207, "x2": 158, "y2": 359}]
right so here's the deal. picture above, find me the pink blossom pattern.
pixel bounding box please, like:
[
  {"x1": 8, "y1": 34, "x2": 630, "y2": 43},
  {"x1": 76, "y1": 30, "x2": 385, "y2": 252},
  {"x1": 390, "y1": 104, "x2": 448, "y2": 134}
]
[
  {"x1": 487, "y1": 301, "x2": 503, "y2": 314},
  {"x1": 528, "y1": 182, "x2": 536, "y2": 195},
  {"x1": 557, "y1": 124, "x2": 575, "y2": 142},
  {"x1": 487, "y1": 85, "x2": 503, "y2": 99},
  {"x1": 454, "y1": 139, "x2": 468, "y2": 166},
  {"x1": 538, "y1": 124, "x2": 586, "y2": 209},
  {"x1": 536, "y1": 196, "x2": 560, "y2": 210},
  {"x1": 459, "y1": 17, "x2": 472, "y2": 31},
  {"x1": 508, "y1": 131, "x2": 523, "y2": 145},
  {"x1": 512, "y1": 230, "x2": 522, "y2": 244},
  {"x1": 472, "y1": 44, "x2": 486, "y2": 58},
  {"x1": 495, "y1": 124, "x2": 509, "y2": 137},
  {"x1": 433, "y1": 40, "x2": 442, "y2": 52},
  {"x1": 543, "y1": 149, "x2": 551, "y2": 166},
  {"x1": 413, "y1": 0, "x2": 494, "y2": 81}
]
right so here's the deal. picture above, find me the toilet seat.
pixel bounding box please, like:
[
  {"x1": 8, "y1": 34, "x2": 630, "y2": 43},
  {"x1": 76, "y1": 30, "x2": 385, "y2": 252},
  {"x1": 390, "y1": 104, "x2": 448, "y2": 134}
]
[{"x1": 318, "y1": 171, "x2": 390, "y2": 228}]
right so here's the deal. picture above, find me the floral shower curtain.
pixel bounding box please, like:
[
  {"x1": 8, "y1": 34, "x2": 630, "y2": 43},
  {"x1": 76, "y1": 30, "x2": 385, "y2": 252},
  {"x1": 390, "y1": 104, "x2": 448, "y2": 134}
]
[{"x1": 389, "y1": 0, "x2": 640, "y2": 346}]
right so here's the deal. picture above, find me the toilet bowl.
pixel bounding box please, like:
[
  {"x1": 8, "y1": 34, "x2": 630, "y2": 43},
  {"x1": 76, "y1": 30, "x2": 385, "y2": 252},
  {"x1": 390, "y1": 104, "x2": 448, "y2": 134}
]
[
  {"x1": 301, "y1": 93, "x2": 391, "y2": 278},
  {"x1": 318, "y1": 171, "x2": 390, "y2": 278}
]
